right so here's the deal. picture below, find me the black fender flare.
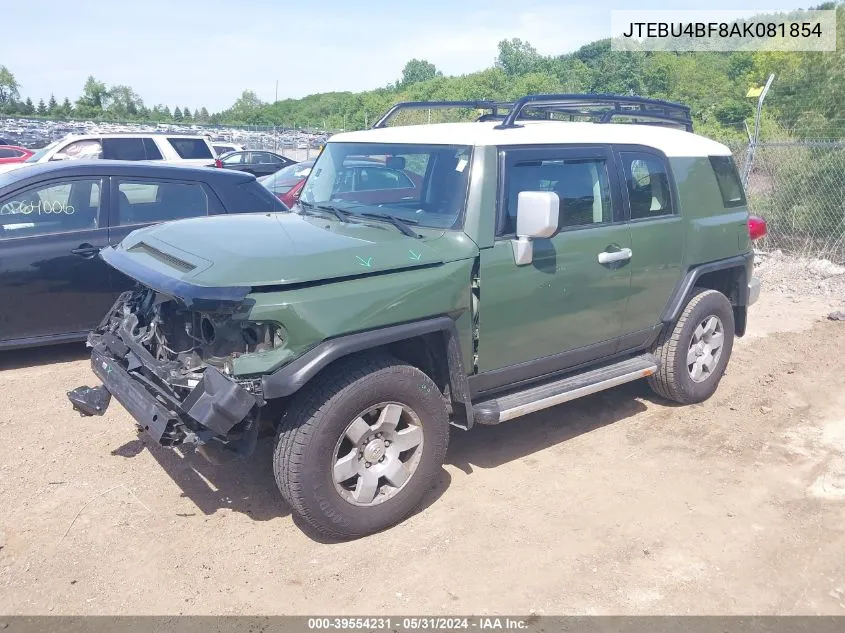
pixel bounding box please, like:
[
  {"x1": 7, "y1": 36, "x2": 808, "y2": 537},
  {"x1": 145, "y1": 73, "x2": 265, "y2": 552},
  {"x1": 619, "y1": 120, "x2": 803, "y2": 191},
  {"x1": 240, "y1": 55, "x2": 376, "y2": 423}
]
[
  {"x1": 261, "y1": 316, "x2": 475, "y2": 428},
  {"x1": 661, "y1": 253, "x2": 753, "y2": 324}
]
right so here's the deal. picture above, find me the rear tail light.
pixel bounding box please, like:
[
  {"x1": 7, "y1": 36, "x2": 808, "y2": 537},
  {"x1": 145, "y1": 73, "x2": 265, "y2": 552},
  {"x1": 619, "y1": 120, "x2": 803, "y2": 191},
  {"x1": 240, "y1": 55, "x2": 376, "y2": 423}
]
[
  {"x1": 748, "y1": 215, "x2": 767, "y2": 241},
  {"x1": 214, "y1": 158, "x2": 223, "y2": 168}
]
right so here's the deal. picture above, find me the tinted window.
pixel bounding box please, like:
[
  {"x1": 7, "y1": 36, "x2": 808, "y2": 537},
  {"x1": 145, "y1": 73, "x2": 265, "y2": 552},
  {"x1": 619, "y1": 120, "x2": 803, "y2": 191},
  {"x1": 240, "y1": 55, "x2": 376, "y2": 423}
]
[
  {"x1": 503, "y1": 157, "x2": 613, "y2": 234},
  {"x1": 0, "y1": 179, "x2": 101, "y2": 238},
  {"x1": 709, "y1": 155, "x2": 746, "y2": 207},
  {"x1": 116, "y1": 180, "x2": 208, "y2": 225},
  {"x1": 251, "y1": 152, "x2": 277, "y2": 164},
  {"x1": 620, "y1": 152, "x2": 674, "y2": 220},
  {"x1": 230, "y1": 182, "x2": 290, "y2": 213},
  {"x1": 222, "y1": 152, "x2": 246, "y2": 165},
  {"x1": 166, "y1": 137, "x2": 213, "y2": 159},
  {"x1": 143, "y1": 138, "x2": 164, "y2": 160},
  {"x1": 0, "y1": 148, "x2": 22, "y2": 158},
  {"x1": 102, "y1": 137, "x2": 146, "y2": 160}
]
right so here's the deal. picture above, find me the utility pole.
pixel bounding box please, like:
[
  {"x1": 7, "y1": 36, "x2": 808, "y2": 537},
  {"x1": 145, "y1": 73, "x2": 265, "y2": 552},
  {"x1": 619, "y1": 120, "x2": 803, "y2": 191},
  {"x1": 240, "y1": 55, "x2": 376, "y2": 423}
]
[
  {"x1": 742, "y1": 73, "x2": 775, "y2": 187},
  {"x1": 274, "y1": 80, "x2": 279, "y2": 151}
]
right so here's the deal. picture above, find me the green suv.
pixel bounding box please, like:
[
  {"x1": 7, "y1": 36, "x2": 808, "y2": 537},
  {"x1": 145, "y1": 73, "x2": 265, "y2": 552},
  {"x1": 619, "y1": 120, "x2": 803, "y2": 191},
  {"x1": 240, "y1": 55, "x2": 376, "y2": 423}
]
[{"x1": 69, "y1": 95, "x2": 764, "y2": 539}]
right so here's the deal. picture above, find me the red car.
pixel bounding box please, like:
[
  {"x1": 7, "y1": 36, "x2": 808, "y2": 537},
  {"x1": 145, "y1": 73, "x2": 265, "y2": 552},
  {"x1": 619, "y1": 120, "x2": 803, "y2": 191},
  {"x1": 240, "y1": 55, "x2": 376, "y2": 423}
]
[
  {"x1": 0, "y1": 145, "x2": 34, "y2": 164},
  {"x1": 258, "y1": 160, "x2": 314, "y2": 207}
]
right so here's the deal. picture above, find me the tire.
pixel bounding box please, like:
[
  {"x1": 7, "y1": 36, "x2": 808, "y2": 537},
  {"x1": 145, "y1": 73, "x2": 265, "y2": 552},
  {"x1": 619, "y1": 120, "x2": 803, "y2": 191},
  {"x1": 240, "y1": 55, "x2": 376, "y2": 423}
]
[
  {"x1": 648, "y1": 288, "x2": 735, "y2": 405},
  {"x1": 273, "y1": 353, "x2": 449, "y2": 540}
]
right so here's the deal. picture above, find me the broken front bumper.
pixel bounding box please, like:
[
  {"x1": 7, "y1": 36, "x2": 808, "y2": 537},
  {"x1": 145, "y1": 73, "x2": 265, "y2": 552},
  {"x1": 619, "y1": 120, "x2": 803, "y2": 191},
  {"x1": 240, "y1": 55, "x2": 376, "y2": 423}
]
[{"x1": 68, "y1": 331, "x2": 260, "y2": 452}]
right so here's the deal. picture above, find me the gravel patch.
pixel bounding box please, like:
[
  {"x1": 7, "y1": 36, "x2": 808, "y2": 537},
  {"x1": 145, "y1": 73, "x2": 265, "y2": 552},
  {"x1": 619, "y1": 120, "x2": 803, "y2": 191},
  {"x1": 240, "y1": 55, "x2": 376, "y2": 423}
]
[{"x1": 755, "y1": 249, "x2": 845, "y2": 299}]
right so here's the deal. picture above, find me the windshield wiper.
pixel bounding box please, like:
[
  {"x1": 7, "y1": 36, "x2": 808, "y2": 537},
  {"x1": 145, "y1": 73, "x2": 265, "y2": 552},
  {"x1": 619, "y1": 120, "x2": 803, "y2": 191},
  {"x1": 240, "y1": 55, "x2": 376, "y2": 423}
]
[
  {"x1": 298, "y1": 200, "x2": 350, "y2": 223},
  {"x1": 356, "y1": 212, "x2": 421, "y2": 238}
]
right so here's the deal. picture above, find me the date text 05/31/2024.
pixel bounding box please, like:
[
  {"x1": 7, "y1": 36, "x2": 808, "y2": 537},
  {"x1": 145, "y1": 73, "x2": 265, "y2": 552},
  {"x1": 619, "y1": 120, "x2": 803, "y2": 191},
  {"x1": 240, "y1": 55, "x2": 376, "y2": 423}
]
[{"x1": 307, "y1": 618, "x2": 530, "y2": 630}]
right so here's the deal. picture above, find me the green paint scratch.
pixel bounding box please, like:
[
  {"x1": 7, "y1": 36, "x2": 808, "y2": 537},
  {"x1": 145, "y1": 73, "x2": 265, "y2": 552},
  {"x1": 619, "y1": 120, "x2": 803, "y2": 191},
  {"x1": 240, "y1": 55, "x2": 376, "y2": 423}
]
[
  {"x1": 356, "y1": 256, "x2": 373, "y2": 268},
  {"x1": 408, "y1": 250, "x2": 422, "y2": 261}
]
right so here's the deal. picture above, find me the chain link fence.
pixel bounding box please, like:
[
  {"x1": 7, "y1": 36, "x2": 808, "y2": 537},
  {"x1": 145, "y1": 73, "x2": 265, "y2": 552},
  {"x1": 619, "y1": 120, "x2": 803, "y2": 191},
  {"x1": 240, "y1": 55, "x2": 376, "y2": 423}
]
[{"x1": 732, "y1": 139, "x2": 845, "y2": 263}]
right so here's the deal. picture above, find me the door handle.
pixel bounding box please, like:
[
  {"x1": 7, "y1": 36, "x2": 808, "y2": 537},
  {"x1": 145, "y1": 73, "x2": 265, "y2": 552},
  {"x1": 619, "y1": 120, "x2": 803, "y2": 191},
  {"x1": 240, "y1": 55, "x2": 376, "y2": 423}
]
[
  {"x1": 597, "y1": 248, "x2": 632, "y2": 264},
  {"x1": 71, "y1": 244, "x2": 101, "y2": 259}
]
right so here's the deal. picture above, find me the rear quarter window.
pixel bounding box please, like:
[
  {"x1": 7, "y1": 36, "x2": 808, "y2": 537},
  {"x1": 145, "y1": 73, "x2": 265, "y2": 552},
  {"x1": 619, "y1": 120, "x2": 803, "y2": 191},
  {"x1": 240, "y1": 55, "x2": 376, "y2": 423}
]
[
  {"x1": 709, "y1": 155, "x2": 747, "y2": 208},
  {"x1": 143, "y1": 138, "x2": 164, "y2": 160},
  {"x1": 167, "y1": 137, "x2": 213, "y2": 160}
]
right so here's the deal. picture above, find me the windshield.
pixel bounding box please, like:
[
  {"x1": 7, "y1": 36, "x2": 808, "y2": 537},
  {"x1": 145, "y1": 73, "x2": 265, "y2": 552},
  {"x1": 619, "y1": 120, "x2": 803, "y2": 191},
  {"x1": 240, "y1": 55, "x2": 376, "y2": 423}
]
[
  {"x1": 25, "y1": 140, "x2": 59, "y2": 163},
  {"x1": 299, "y1": 142, "x2": 472, "y2": 229}
]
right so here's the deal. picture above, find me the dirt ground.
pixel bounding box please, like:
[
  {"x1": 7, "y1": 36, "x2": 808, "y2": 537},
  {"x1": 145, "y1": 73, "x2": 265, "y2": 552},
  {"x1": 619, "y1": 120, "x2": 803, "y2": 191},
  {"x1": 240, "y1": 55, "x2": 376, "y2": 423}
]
[{"x1": 1, "y1": 284, "x2": 844, "y2": 615}]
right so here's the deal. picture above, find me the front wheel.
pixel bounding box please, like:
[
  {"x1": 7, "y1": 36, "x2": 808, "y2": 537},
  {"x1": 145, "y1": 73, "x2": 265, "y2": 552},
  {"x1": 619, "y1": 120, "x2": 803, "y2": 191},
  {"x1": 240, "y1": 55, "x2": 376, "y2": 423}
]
[
  {"x1": 648, "y1": 288, "x2": 735, "y2": 405},
  {"x1": 273, "y1": 354, "x2": 449, "y2": 539}
]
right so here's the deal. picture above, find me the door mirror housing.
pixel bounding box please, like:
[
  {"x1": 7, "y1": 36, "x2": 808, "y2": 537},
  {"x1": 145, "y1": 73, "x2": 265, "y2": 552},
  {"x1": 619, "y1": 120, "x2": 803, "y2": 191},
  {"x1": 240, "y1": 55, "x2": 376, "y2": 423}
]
[
  {"x1": 512, "y1": 191, "x2": 560, "y2": 265},
  {"x1": 50, "y1": 152, "x2": 70, "y2": 161}
]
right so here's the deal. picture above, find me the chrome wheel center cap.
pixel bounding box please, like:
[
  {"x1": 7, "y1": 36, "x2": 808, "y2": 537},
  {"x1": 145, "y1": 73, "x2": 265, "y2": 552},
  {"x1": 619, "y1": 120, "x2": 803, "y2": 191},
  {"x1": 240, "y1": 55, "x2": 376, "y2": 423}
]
[{"x1": 363, "y1": 438, "x2": 386, "y2": 463}]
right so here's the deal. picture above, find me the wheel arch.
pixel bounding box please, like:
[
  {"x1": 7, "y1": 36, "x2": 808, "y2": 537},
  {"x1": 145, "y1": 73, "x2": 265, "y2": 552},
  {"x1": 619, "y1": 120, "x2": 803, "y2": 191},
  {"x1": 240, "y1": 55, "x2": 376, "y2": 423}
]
[
  {"x1": 261, "y1": 316, "x2": 475, "y2": 429},
  {"x1": 662, "y1": 253, "x2": 753, "y2": 337}
]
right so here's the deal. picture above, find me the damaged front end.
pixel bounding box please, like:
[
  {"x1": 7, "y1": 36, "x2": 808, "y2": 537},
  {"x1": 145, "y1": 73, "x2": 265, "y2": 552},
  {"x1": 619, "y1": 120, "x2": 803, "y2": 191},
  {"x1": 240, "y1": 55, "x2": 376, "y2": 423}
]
[{"x1": 68, "y1": 287, "x2": 283, "y2": 463}]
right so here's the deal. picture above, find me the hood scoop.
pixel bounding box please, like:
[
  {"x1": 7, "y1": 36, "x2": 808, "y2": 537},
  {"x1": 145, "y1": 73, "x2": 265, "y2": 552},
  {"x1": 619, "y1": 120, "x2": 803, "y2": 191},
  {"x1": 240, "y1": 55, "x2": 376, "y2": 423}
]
[{"x1": 128, "y1": 242, "x2": 196, "y2": 273}]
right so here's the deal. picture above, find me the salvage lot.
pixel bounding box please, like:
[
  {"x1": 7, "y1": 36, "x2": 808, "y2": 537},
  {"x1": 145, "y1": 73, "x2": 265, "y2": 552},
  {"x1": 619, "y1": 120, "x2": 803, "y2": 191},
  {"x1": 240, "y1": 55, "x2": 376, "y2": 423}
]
[{"x1": 1, "y1": 274, "x2": 844, "y2": 615}]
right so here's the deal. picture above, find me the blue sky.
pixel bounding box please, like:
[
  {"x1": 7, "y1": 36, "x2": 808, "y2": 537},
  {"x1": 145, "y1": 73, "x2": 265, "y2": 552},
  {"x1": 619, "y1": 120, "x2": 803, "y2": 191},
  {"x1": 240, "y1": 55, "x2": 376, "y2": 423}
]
[{"x1": 2, "y1": 0, "x2": 813, "y2": 112}]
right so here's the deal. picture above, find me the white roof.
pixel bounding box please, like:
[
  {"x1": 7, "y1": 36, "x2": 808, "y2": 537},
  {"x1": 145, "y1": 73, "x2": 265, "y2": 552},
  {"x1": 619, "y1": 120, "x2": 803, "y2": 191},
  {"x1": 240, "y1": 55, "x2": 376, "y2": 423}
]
[{"x1": 331, "y1": 120, "x2": 731, "y2": 158}]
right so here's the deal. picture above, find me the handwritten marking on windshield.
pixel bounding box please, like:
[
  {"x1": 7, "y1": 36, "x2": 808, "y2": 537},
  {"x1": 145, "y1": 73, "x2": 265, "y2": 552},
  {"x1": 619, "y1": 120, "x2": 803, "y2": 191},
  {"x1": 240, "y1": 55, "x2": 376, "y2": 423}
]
[
  {"x1": 409, "y1": 250, "x2": 422, "y2": 261},
  {"x1": 356, "y1": 256, "x2": 373, "y2": 268}
]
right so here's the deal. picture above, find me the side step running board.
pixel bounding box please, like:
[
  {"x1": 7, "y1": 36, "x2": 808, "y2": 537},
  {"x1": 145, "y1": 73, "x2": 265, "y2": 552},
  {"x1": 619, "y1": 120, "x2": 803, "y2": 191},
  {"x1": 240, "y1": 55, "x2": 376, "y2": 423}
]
[{"x1": 473, "y1": 355, "x2": 658, "y2": 425}]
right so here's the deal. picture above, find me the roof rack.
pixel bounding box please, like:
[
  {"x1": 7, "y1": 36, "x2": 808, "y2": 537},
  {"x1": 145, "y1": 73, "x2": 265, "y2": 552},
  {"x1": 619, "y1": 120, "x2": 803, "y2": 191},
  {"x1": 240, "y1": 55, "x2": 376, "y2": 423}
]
[
  {"x1": 372, "y1": 100, "x2": 511, "y2": 129},
  {"x1": 496, "y1": 94, "x2": 693, "y2": 131},
  {"x1": 372, "y1": 94, "x2": 693, "y2": 132}
]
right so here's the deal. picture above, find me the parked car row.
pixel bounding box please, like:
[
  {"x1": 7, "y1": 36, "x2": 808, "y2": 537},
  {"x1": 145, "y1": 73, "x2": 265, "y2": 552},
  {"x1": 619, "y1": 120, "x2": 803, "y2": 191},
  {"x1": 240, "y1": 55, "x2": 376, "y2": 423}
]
[
  {"x1": 0, "y1": 160, "x2": 287, "y2": 349},
  {"x1": 1, "y1": 117, "x2": 329, "y2": 156}
]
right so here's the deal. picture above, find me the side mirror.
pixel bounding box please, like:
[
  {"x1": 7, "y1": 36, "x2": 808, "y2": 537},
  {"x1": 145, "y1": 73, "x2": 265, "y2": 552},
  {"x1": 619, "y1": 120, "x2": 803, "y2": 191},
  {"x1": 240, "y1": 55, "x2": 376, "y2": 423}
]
[
  {"x1": 512, "y1": 191, "x2": 560, "y2": 265},
  {"x1": 50, "y1": 152, "x2": 69, "y2": 161}
]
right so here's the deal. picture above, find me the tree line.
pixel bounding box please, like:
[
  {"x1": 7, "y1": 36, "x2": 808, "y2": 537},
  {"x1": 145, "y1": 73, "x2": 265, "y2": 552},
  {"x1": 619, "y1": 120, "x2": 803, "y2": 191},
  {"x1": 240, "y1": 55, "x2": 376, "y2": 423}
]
[
  {"x1": 0, "y1": 72, "x2": 213, "y2": 123},
  {"x1": 1, "y1": 3, "x2": 842, "y2": 140}
]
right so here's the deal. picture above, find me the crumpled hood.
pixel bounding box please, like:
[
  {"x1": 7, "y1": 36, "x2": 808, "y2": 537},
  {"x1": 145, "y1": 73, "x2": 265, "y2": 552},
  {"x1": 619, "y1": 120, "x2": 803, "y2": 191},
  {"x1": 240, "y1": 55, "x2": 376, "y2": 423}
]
[{"x1": 110, "y1": 212, "x2": 475, "y2": 291}]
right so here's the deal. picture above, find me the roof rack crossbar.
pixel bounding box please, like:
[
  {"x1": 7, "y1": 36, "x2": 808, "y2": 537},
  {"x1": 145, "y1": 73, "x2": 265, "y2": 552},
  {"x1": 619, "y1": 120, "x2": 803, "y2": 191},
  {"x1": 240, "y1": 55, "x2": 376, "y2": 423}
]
[
  {"x1": 372, "y1": 100, "x2": 511, "y2": 129},
  {"x1": 494, "y1": 94, "x2": 693, "y2": 132}
]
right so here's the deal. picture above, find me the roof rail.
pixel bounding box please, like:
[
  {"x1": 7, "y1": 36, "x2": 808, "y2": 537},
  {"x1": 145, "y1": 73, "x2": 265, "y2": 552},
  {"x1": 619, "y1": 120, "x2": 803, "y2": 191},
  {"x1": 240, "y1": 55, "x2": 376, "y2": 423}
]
[
  {"x1": 494, "y1": 94, "x2": 693, "y2": 131},
  {"x1": 371, "y1": 94, "x2": 693, "y2": 132},
  {"x1": 372, "y1": 100, "x2": 510, "y2": 129}
]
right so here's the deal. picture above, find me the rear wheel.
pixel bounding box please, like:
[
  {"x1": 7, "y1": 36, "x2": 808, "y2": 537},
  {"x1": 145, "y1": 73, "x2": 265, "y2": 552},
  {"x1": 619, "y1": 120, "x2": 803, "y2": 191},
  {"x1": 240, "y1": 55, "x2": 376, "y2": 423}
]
[
  {"x1": 273, "y1": 354, "x2": 449, "y2": 539},
  {"x1": 648, "y1": 288, "x2": 735, "y2": 404}
]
